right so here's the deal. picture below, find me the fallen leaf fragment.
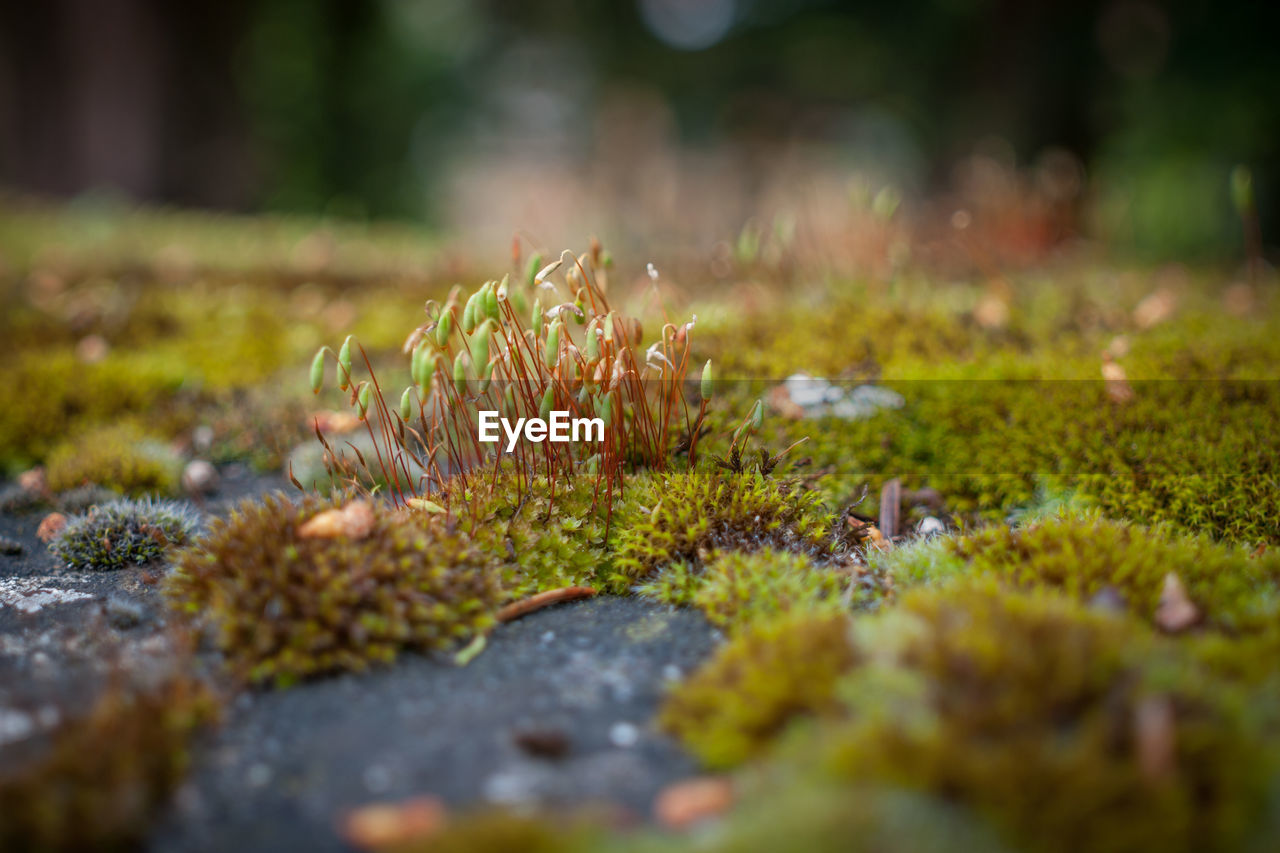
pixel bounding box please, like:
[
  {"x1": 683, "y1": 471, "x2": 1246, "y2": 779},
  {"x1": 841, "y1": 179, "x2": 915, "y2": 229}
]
[
  {"x1": 298, "y1": 500, "x2": 375, "y2": 540},
  {"x1": 1133, "y1": 287, "x2": 1177, "y2": 329},
  {"x1": 341, "y1": 795, "x2": 446, "y2": 850},
  {"x1": 1101, "y1": 356, "x2": 1134, "y2": 404},
  {"x1": 654, "y1": 776, "x2": 733, "y2": 831},
  {"x1": 37, "y1": 513, "x2": 68, "y2": 543},
  {"x1": 1135, "y1": 695, "x2": 1177, "y2": 782},
  {"x1": 1155, "y1": 572, "x2": 1200, "y2": 633}
]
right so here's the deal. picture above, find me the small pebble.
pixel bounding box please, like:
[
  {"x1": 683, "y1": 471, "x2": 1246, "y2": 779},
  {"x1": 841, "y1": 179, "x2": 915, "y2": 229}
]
[
  {"x1": 609, "y1": 722, "x2": 639, "y2": 748},
  {"x1": 0, "y1": 535, "x2": 23, "y2": 556},
  {"x1": 182, "y1": 460, "x2": 219, "y2": 495},
  {"x1": 662, "y1": 664, "x2": 683, "y2": 682},
  {"x1": 918, "y1": 516, "x2": 945, "y2": 537}
]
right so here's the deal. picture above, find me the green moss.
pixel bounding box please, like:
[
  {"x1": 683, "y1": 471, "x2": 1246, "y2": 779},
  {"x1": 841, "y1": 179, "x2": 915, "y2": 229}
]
[
  {"x1": 462, "y1": 470, "x2": 612, "y2": 600},
  {"x1": 49, "y1": 498, "x2": 200, "y2": 571},
  {"x1": 0, "y1": 672, "x2": 218, "y2": 852},
  {"x1": 381, "y1": 810, "x2": 593, "y2": 853},
  {"x1": 609, "y1": 469, "x2": 835, "y2": 591},
  {"x1": 946, "y1": 515, "x2": 1280, "y2": 633},
  {"x1": 165, "y1": 492, "x2": 501, "y2": 687},
  {"x1": 812, "y1": 583, "x2": 1277, "y2": 853},
  {"x1": 638, "y1": 548, "x2": 866, "y2": 632},
  {"x1": 45, "y1": 424, "x2": 182, "y2": 496},
  {"x1": 0, "y1": 350, "x2": 183, "y2": 475},
  {"x1": 659, "y1": 613, "x2": 857, "y2": 769},
  {"x1": 657, "y1": 783, "x2": 1013, "y2": 853}
]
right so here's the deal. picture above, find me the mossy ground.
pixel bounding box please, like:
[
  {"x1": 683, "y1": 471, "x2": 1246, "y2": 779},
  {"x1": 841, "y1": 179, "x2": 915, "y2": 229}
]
[{"x1": 3, "y1": 202, "x2": 1280, "y2": 850}]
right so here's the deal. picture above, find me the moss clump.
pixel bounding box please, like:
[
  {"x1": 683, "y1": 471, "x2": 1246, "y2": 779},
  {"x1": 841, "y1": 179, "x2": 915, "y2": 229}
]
[
  {"x1": 463, "y1": 470, "x2": 611, "y2": 600},
  {"x1": 49, "y1": 498, "x2": 199, "y2": 571},
  {"x1": 947, "y1": 516, "x2": 1280, "y2": 632},
  {"x1": 660, "y1": 613, "x2": 856, "y2": 769},
  {"x1": 759, "y1": 378, "x2": 1280, "y2": 544},
  {"x1": 0, "y1": 673, "x2": 217, "y2": 852},
  {"x1": 0, "y1": 350, "x2": 182, "y2": 475},
  {"x1": 45, "y1": 424, "x2": 182, "y2": 496},
  {"x1": 813, "y1": 583, "x2": 1276, "y2": 853},
  {"x1": 610, "y1": 470, "x2": 834, "y2": 591},
  {"x1": 166, "y1": 492, "x2": 501, "y2": 687},
  {"x1": 639, "y1": 548, "x2": 862, "y2": 632}
]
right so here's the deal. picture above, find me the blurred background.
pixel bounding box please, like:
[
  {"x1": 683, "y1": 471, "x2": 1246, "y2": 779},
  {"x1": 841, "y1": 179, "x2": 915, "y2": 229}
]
[{"x1": 0, "y1": 0, "x2": 1275, "y2": 264}]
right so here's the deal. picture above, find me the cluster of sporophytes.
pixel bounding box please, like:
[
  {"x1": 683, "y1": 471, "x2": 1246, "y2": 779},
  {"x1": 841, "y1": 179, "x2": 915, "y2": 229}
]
[
  {"x1": 661, "y1": 581, "x2": 1280, "y2": 852},
  {"x1": 0, "y1": 671, "x2": 217, "y2": 852},
  {"x1": 49, "y1": 498, "x2": 200, "y2": 571},
  {"x1": 306, "y1": 244, "x2": 713, "y2": 525},
  {"x1": 165, "y1": 492, "x2": 503, "y2": 687}
]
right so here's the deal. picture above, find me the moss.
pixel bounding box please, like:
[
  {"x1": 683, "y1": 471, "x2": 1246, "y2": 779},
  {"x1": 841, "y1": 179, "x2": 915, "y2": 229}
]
[
  {"x1": 0, "y1": 350, "x2": 183, "y2": 475},
  {"x1": 638, "y1": 548, "x2": 866, "y2": 633},
  {"x1": 811, "y1": 583, "x2": 1277, "y2": 853},
  {"x1": 462, "y1": 469, "x2": 612, "y2": 600},
  {"x1": 657, "y1": 782, "x2": 1013, "y2": 853},
  {"x1": 659, "y1": 613, "x2": 857, "y2": 769},
  {"x1": 165, "y1": 492, "x2": 501, "y2": 687},
  {"x1": 609, "y1": 469, "x2": 835, "y2": 591},
  {"x1": 49, "y1": 498, "x2": 200, "y2": 571},
  {"x1": 45, "y1": 424, "x2": 182, "y2": 496},
  {"x1": 0, "y1": 672, "x2": 218, "y2": 852},
  {"x1": 946, "y1": 515, "x2": 1280, "y2": 632}
]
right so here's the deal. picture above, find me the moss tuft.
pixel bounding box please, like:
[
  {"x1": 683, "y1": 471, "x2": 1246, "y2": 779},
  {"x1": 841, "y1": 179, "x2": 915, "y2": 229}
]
[
  {"x1": 946, "y1": 516, "x2": 1280, "y2": 632},
  {"x1": 165, "y1": 492, "x2": 502, "y2": 687},
  {"x1": 659, "y1": 613, "x2": 856, "y2": 769},
  {"x1": 639, "y1": 548, "x2": 865, "y2": 632},
  {"x1": 45, "y1": 424, "x2": 182, "y2": 496},
  {"x1": 460, "y1": 469, "x2": 611, "y2": 600},
  {"x1": 814, "y1": 582, "x2": 1277, "y2": 853},
  {"x1": 610, "y1": 469, "x2": 834, "y2": 591},
  {"x1": 49, "y1": 498, "x2": 200, "y2": 571}
]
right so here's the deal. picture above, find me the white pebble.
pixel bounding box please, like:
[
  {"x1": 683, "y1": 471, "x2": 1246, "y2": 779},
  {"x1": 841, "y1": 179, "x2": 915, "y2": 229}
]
[{"x1": 609, "y1": 722, "x2": 639, "y2": 748}]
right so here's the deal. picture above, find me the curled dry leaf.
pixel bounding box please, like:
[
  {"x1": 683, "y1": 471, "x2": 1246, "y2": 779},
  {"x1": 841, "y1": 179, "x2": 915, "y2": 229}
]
[
  {"x1": 298, "y1": 500, "x2": 375, "y2": 541},
  {"x1": 341, "y1": 795, "x2": 446, "y2": 850},
  {"x1": 1155, "y1": 571, "x2": 1200, "y2": 633},
  {"x1": 37, "y1": 512, "x2": 68, "y2": 543},
  {"x1": 654, "y1": 776, "x2": 734, "y2": 831}
]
